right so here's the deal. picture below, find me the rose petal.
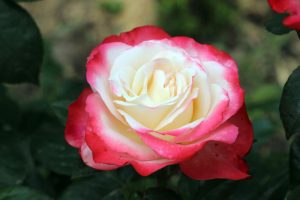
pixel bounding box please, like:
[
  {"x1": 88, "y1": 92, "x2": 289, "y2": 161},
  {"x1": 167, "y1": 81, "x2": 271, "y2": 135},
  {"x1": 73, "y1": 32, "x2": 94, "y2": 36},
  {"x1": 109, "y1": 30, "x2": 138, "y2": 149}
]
[
  {"x1": 179, "y1": 105, "x2": 253, "y2": 180},
  {"x1": 65, "y1": 88, "x2": 92, "y2": 148},
  {"x1": 115, "y1": 100, "x2": 173, "y2": 129},
  {"x1": 227, "y1": 105, "x2": 254, "y2": 156},
  {"x1": 86, "y1": 42, "x2": 131, "y2": 123},
  {"x1": 85, "y1": 128, "x2": 128, "y2": 166},
  {"x1": 267, "y1": 0, "x2": 291, "y2": 13},
  {"x1": 102, "y1": 25, "x2": 170, "y2": 46},
  {"x1": 80, "y1": 142, "x2": 120, "y2": 170},
  {"x1": 171, "y1": 37, "x2": 244, "y2": 117},
  {"x1": 179, "y1": 141, "x2": 249, "y2": 180},
  {"x1": 82, "y1": 122, "x2": 177, "y2": 175},
  {"x1": 173, "y1": 85, "x2": 229, "y2": 142},
  {"x1": 283, "y1": 15, "x2": 300, "y2": 30},
  {"x1": 170, "y1": 37, "x2": 244, "y2": 142},
  {"x1": 85, "y1": 93, "x2": 159, "y2": 161},
  {"x1": 138, "y1": 120, "x2": 239, "y2": 160}
]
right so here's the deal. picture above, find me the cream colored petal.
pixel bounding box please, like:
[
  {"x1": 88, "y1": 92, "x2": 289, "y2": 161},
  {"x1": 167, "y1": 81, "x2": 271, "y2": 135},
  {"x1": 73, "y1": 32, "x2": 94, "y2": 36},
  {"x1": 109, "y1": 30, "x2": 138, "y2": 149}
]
[
  {"x1": 156, "y1": 88, "x2": 198, "y2": 131},
  {"x1": 114, "y1": 100, "x2": 173, "y2": 129},
  {"x1": 191, "y1": 71, "x2": 212, "y2": 120}
]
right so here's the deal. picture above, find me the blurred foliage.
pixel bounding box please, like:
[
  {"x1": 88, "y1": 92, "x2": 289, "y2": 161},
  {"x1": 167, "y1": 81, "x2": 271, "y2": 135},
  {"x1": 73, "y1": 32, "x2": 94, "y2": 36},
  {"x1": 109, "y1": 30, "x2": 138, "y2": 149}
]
[
  {"x1": 100, "y1": 0, "x2": 123, "y2": 15},
  {"x1": 158, "y1": 0, "x2": 239, "y2": 43},
  {"x1": 0, "y1": 0, "x2": 300, "y2": 199}
]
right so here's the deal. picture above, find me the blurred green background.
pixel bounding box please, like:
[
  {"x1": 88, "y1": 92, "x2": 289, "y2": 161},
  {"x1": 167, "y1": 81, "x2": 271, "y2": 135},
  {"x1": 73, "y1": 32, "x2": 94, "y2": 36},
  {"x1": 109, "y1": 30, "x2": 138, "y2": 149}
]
[{"x1": 1, "y1": 0, "x2": 300, "y2": 199}]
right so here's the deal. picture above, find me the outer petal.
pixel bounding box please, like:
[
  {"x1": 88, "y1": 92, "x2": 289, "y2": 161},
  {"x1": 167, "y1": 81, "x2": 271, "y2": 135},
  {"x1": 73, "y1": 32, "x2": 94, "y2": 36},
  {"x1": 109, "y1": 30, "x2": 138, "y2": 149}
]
[
  {"x1": 179, "y1": 105, "x2": 253, "y2": 180},
  {"x1": 84, "y1": 129, "x2": 177, "y2": 175},
  {"x1": 86, "y1": 42, "x2": 131, "y2": 122},
  {"x1": 138, "y1": 120, "x2": 239, "y2": 160},
  {"x1": 102, "y1": 25, "x2": 170, "y2": 46},
  {"x1": 87, "y1": 42, "x2": 131, "y2": 83},
  {"x1": 65, "y1": 88, "x2": 92, "y2": 148},
  {"x1": 228, "y1": 105, "x2": 254, "y2": 156},
  {"x1": 80, "y1": 142, "x2": 119, "y2": 170},
  {"x1": 85, "y1": 128, "x2": 128, "y2": 166},
  {"x1": 179, "y1": 141, "x2": 249, "y2": 180}
]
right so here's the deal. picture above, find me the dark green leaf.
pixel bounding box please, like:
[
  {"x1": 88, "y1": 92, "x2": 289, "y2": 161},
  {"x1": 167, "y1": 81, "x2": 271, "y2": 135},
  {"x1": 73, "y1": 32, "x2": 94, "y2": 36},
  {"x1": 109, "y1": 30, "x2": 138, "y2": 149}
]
[
  {"x1": 59, "y1": 174, "x2": 122, "y2": 200},
  {"x1": 279, "y1": 66, "x2": 300, "y2": 139},
  {"x1": 265, "y1": 13, "x2": 292, "y2": 35},
  {"x1": 0, "y1": 186, "x2": 51, "y2": 200},
  {"x1": 31, "y1": 125, "x2": 81, "y2": 175},
  {"x1": 290, "y1": 135, "x2": 300, "y2": 186},
  {"x1": 143, "y1": 187, "x2": 181, "y2": 200},
  {"x1": 0, "y1": 132, "x2": 28, "y2": 186},
  {"x1": 0, "y1": 0, "x2": 43, "y2": 84}
]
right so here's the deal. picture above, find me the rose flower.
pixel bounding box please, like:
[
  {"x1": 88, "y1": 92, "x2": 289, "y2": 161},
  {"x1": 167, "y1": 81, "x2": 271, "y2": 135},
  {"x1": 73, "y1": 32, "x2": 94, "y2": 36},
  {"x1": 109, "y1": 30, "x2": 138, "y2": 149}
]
[
  {"x1": 65, "y1": 26, "x2": 253, "y2": 180},
  {"x1": 268, "y1": 0, "x2": 300, "y2": 30}
]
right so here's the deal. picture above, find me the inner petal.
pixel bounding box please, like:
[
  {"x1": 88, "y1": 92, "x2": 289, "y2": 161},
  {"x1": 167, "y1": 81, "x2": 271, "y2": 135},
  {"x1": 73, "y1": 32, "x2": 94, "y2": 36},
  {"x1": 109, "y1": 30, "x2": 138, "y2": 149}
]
[
  {"x1": 107, "y1": 40, "x2": 229, "y2": 135},
  {"x1": 114, "y1": 100, "x2": 173, "y2": 129},
  {"x1": 148, "y1": 69, "x2": 171, "y2": 103}
]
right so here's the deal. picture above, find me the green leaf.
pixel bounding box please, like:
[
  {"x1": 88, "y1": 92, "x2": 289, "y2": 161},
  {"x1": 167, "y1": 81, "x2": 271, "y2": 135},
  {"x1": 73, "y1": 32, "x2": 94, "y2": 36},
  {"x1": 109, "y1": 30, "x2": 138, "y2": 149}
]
[
  {"x1": 142, "y1": 187, "x2": 181, "y2": 200},
  {"x1": 0, "y1": 132, "x2": 29, "y2": 186},
  {"x1": 280, "y1": 66, "x2": 300, "y2": 139},
  {"x1": 290, "y1": 135, "x2": 300, "y2": 186},
  {"x1": 51, "y1": 101, "x2": 72, "y2": 125},
  {"x1": 0, "y1": 186, "x2": 51, "y2": 200},
  {"x1": 265, "y1": 13, "x2": 292, "y2": 35},
  {"x1": 31, "y1": 125, "x2": 81, "y2": 175},
  {"x1": 59, "y1": 174, "x2": 122, "y2": 200},
  {"x1": 0, "y1": 0, "x2": 43, "y2": 84}
]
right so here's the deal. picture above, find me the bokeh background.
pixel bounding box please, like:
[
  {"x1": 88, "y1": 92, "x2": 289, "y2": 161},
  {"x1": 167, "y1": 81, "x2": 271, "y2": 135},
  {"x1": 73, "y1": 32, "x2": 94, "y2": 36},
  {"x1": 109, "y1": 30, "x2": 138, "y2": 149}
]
[{"x1": 2, "y1": 0, "x2": 300, "y2": 199}]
